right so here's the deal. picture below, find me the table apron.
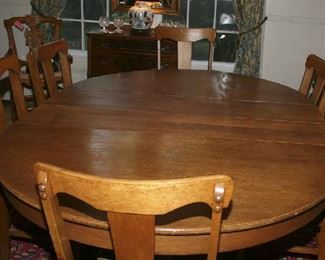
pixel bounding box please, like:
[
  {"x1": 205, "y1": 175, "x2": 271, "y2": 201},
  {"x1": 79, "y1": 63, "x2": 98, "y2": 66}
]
[{"x1": 5, "y1": 190, "x2": 324, "y2": 254}]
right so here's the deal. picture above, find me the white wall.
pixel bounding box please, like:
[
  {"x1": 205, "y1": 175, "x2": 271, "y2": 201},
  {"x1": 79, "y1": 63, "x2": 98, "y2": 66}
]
[
  {"x1": 0, "y1": 0, "x2": 31, "y2": 57},
  {"x1": 261, "y1": 0, "x2": 325, "y2": 90}
]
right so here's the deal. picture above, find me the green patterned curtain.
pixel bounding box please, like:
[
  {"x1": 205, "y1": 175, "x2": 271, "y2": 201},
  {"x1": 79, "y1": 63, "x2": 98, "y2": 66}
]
[
  {"x1": 30, "y1": 0, "x2": 67, "y2": 42},
  {"x1": 233, "y1": 0, "x2": 266, "y2": 78},
  {"x1": 31, "y1": 0, "x2": 67, "y2": 17}
]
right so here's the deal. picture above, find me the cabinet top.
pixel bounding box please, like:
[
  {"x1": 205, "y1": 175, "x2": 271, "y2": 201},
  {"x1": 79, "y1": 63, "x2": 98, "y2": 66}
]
[{"x1": 87, "y1": 26, "x2": 156, "y2": 41}]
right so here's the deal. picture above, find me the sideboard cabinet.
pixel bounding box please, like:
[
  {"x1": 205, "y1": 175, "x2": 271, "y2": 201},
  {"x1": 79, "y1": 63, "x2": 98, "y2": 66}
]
[{"x1": 87, "y1": 27, "x2": 177, "y2": 78}]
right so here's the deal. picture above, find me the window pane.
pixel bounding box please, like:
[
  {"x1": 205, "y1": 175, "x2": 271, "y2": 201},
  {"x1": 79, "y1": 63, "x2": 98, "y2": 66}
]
[
  {"x1": 192, "y1": 40, "x2": 210, "y2": 61},
  {"x1": 84, "y1": 0, "x2": 107, "y2": 20},
  {"x1": 192, "y1": 33, "x2": 238, "y2": 62},
  {"x1": 62, "y1": 21, "x2": 82, "y2": 49},
  {"x1": 214, "y1": 33, "x2": 238, "y2": 62},
  {"x1": 60, "y1": 0, "x2": 81, "y2": 19},
  {"x1": 216, "y1": 0, "x2": 237, "y2": 31},
  {"x1": 189, "y1": 0, "x2": 214, "y2": 28},
  {"x1": 84, "y1": 22, "x2": 100, "y2": 49}
]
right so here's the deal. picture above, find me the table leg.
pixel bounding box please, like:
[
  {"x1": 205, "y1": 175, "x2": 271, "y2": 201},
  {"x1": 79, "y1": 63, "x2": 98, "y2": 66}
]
[{"x1": 0, "y1": 187, "x2": 10, "y2": 260}]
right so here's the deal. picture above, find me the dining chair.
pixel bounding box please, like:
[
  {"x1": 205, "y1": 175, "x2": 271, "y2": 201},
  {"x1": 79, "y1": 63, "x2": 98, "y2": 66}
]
[
  {"x1": 155, "y1": 26, "x2": 216, "y2": 70},
  {"x1": 0, "y1": 54, "x2": 47, "y2": 259},
  {"x1": 27, "y1": 39, "x2": 72, "y2": 105},
  {"x1": 0, "y1": 54, "x2": 28, "y2": 132},
  {"x1": 286, "y1": 217, "x2": 324, "y2": 260},
  {"x1": 299, "y1": 54, "x2": 325, "y2": 116},
  {"x1": 35, "y1": 162, "x2": 233, "y2": 260},
  {"x1": 3, "y1": 15, "x2": 72, "y2": 111}
]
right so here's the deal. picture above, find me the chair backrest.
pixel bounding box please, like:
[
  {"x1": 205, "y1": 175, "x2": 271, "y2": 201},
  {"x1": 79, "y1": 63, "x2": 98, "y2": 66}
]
[
  {"x1": 4, "y1": 15, "x2": 63, "y2": 58},
  {"x1": 35, "y1": 162, "x2": 233, "y2": 260},
  {"x1": 27, "y1": 39, "x2": 72, "y2": 105},
  {"x1": 318, "y1": 88, "x2": 325, "y2": 118},
  {"x1": 0, "y1": 54, "x2": 28, "y2": 131},
  {"x1": 155, "y1": 26, "x2": 216, "y2": 70},
  {"x1": 299, "y1": 54, "x2": 325, "y2": 116}
]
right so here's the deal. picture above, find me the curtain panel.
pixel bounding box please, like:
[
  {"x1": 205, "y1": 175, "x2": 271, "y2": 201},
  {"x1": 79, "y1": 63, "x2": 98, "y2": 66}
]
[
  {"x1": 31, "y1": 0, "x2": 67, "y2": 17},
  {"x1": 30, "y1": 0, "x2": 67, "y2": 42},
  {"x1": 233, "y1": 0, "x2": 266, "y2": 78}
]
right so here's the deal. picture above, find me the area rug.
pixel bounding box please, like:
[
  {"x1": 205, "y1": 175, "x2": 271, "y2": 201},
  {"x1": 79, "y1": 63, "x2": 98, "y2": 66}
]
[{"x1": 10, "y1": 240, "x2": 51, "y2": 260}]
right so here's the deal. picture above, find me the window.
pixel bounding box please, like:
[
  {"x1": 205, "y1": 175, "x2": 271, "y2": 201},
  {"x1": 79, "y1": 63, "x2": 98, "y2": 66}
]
[{"x1": 60, "y1": 0, "x2": 238, "y2": 62}]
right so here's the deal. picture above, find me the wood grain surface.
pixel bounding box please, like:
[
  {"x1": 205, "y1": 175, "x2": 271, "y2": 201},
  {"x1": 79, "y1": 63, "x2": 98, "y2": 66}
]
[{"x1": 0, "y1": 70, "x2": 324, "y2": 254}]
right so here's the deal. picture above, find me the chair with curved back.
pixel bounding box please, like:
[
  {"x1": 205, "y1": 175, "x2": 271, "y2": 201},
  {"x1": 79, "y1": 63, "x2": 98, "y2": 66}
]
[
  {"x1": 3, "y1": 15, "x2": 71, "y2": 111},
  {"x1": 27, "y1": 39, "x2": 72, "y2": 105},
  {"x1": 299, "y1": 54, "x2": 325, "y2": 117},
  {"x1": 155, "y1": 26, "x2": 216, "y2": 70},
  {"x1": 35, "y1": 162, "x2": 233, "y2": 260}
]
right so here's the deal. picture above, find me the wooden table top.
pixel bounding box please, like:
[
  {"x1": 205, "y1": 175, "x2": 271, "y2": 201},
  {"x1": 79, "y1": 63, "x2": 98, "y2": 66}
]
[{"x1": 0, "y1": 70, "x2": 324, "y2": 253}]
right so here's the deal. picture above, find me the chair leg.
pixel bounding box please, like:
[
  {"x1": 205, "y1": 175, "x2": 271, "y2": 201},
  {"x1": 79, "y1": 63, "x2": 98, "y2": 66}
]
[
  {"x1": 319, "y1": 218, "x2": 325, "y2": 260},
  {"x1": 0, "y1": 188, "x2": 10, "y2": 260}
]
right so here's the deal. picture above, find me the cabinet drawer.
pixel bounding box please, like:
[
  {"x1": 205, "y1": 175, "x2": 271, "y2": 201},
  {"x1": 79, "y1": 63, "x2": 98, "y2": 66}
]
[
  {"x1": 91, "y1": 37, "x2": 176, "y2": 54},
  {"x1": 90, "y1": 51, "x2": 157, "y2": 75},
  {"x1": 91, "y1": 37, "x2": 155, "y2": 52}
]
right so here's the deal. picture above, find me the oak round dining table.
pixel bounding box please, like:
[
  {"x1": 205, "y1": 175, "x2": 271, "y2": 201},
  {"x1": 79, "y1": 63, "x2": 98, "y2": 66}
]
[{"x1": 0, "y1": 70, "x2": 324, "y2": 256}]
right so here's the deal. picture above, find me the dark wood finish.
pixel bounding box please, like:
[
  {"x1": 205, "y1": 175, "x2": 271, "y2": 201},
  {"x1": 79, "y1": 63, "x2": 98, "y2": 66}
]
[
  {"x1": 299, "y1": 54, "x2": 325, "y2": 117},
  {"x1": 0, "y1": 98, "x2": 5, "y2": 132},
  {"x1": 4, "y1": 15, "x2": 62, "y2": 57},
  {"x1": 36, "y1": 162, "x2": 232, "y2": 259},
  {"x1": 0, "y1": 187, "x2": 9, "y2": 260},
  {"x1": 4, "y1": 15, "x2": 72, "y2": 109},
  {"x1": 0, "y1": 54, "x2": 28, "y2": 260},
  {"x1": 87, "y1": 27, "x2": 177, "y2": 78},
  {"x1": 288, "y1": 218, "x2": 324, "y2": 258},
  {"x1": 111, "y1": 0, "x2": 181, "y2": 16},
  {"x1": 0, "y1": 70, "x2": 324, "y2": 256},
  {"x1": 155, "y1": 26, "x2": 216, "y2": 70},
  {"x1": 27, "y1": 40, "x2": 72, "y2": 105},
  {"x1": 0, "y1": 54, "x2": 28, "y2": 127}
]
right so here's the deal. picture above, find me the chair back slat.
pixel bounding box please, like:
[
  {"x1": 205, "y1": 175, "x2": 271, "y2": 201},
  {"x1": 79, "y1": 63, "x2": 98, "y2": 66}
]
[
  {"x1": 109, "y1": 213, "x2": 155, "y2": 260},
  {"x1": 35, "y1": 162, "x2": 233, "y2": 260},
  {"x1": 299, "y1": 67, "x2": 314, "y2": 96},
  {"x1": 177, "y1": 41, "x2": 192, "y2": 69},
  {"x1": 27, "y1": 39, "x2": 72, "y2": 104},
  {"x1": 155, "y1": 26, "x2": 216, "y2": 70},
  {"x1": 0, "y1": 100, "x2": 5, "y2": 132},
  {"x1": 310, "y1": 77, "x2": 325, "y2": 105},
  {"x1": 318, "y1": 90, "x2": 325, "y2": 117},
  {"x1": 299, "y1": 54, "x2": 325, "y2": 117}
]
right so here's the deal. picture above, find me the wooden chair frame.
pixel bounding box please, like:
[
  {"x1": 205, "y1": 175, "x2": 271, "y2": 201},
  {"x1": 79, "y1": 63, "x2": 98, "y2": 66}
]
[
  {"x1": 0, "y1": 54, "x2": 29, "y2": 259},
  {"x1": 0, "y1": 54, "x2": 28, "y2": 131},
  {"x1": 27, "y1": 39, "x2": 72, "y2": 105},
  {"x1": 4, "y1": 15, "x2": 62, "y2": 58},
  {"x1": 4, "y1": 15, "x2": 72, "y2": 111},
  {"x1": 35, "y1": 162, "x2": 233, "y2": 260},
  {"x1": 299, "y1": 54, "x2": 325, "y2": 117},
  {"x1": 155, "y1": 26, "x2": 216, "y2": 70}
]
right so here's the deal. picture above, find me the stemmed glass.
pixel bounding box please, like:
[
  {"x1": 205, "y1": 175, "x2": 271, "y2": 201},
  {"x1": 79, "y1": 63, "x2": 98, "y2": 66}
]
[
  {"x1": 99, "y1": 16, "x2": 109, "y2": 33},
  {"x1": 113, "y1": 16, "x2": 124, "y2": 33}
]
